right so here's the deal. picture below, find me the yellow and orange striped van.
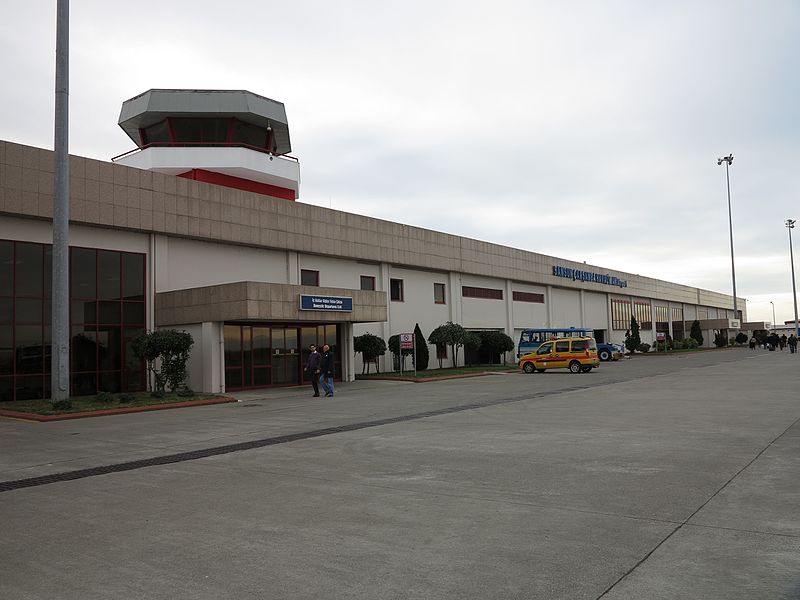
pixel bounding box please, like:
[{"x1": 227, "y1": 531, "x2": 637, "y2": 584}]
[{"x1": 518, "y1": 337, "x2": 600, "y2": 374}]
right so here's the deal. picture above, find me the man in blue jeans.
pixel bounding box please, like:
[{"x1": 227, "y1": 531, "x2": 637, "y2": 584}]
[{"x1": 319, "y1": 344, "x2": 335, "y2": 397}]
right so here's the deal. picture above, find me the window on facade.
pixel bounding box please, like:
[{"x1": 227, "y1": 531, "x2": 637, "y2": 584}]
[
  {"x1": 360, "y1": 276, "x2": 375, "y2": 291},
  {"x1": 434, "y1": 283, "x2": 446, "y2": 304},
  {"x1": 0, "y1": 240, "x2": 146, "y2": 402},
  {"x1": 611, "y1": 298, "x2": 632, "y2": 330},
  {"x1": 390, "y1": 279, "x2": 404, "y2": 302},
  {"x1": 462, "y1": 286, "x2": 503, "y2": 300},
  {"x1": 300, "y1": 269, "x2": 319, "y2": 286},
  {"x1": 512, "y1": 291, "x2": 544, "y2": 303},
  {"x1": 634, "y1": 301, "x2": 652, "y2": 330}
]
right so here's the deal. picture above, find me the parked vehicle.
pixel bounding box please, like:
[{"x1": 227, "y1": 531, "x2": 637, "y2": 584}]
[
  {"x1": 517, "y1": 327, "x2": 622, "y2": 361},
  {"x1": 518, "y1": 336, "x2": 600, "y2": 374}
]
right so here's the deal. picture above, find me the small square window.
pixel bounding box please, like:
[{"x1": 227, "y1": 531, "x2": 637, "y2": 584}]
[
  {"x1": 301, "y1": 269, "x2": 319, "y2": 286},
  {"x1": 434, "y1": 283, "x2": 446, "y2": 304},
  {"x1": 390, "y1": 279, "x2": 404, "y2": 302},
  {"x1": 360, "y1": 276, "x2": 376, "y2": 291}
]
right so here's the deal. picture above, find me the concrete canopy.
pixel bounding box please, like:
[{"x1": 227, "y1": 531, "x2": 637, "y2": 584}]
[{"x1": 118, "y1": 89, "x2": 291, "y2": 155}]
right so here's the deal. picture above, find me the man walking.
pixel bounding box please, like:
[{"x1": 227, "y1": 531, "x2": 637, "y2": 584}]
[
  {"x1": 304, "y1": 344, "x2": 322, "y2": 396},
  {"x1": 319, "y1": 344, "x2": 335, "y2": 397},
  {"x1": 789, "y1": 334, "x2": 798, "y2": 354}
]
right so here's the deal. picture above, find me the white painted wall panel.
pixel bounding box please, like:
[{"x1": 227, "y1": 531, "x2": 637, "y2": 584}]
[
  {"x1": 584, "y1": 292, "x2": 609, "y2": 329},
  {"x1": 157, "y1": 237, "x2": 287, "y2": 292},
  {"x1": 550, "y1": 288, "x2": 582, "y2": 327}
]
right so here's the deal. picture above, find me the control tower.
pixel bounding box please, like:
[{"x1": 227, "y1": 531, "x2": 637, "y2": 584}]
[{"x1": 114, "y1": 89, "x2": 299, "y2": 200}]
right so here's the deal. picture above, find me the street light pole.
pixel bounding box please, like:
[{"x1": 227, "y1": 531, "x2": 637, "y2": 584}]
[
  {"x1": 770, "y1": 301, "x2": 776, "y2": 329},
  {"x1": 717, "y1": 155, "x2": 738, "y2": 327},
  {"x1": 786, "y1": 219, "x2": 799, "y2": 339}
]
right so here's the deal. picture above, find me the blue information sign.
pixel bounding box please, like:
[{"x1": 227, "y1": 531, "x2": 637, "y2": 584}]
[{"x1": 299, "y1": 295, "x2": 353, "y2": 312}]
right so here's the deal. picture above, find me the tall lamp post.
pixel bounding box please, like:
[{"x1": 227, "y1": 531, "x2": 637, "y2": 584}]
[
  {"x1": 787, "y1": 219, "x2": 799, "y2": 338},
  {"x1": 770, "y1": 301, "x2": 776, "y2": 329},
  {"x1": 717, "y1": 154, "x2": 738, "y2": 326}
]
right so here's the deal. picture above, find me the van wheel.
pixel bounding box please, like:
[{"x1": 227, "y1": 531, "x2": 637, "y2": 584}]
[
  {"x1": 599, "y1": 349, "x2": 611, "y2": 361},
  {"x1": 522, "y1": 362, "x2": 535, "y2": 374},
  {"x1": 569, "y1": 361, "x2": 582, "y2": 373}
]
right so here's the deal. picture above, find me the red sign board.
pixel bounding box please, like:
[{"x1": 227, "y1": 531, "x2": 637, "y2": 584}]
[{"x1": 400, "y1": 333, "x2": 414, "y2": 349}]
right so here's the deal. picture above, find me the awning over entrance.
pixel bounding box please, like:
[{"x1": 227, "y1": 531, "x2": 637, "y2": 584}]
[{"x1": 155, "y1": 281, "x2": 387, "y2": 326}]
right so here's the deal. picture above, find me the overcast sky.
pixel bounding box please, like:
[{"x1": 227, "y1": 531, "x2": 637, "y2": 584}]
[{"x1": 1, "y1": 1, "x2": 798, "y2": 324}]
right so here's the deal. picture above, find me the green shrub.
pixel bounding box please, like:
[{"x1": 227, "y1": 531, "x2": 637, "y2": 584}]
[
  {"x1": 51, "y1": 399, "x2": 72, "y2": 410},
  {"x1": 637, "y1": 343, "x2": 651, "y2": 353},
  {"x1": 150, "y1": 389, "x2": 166, "y2": 399},
  {"x1": 96, "y1": 391, "x2": 114, "y2": 404},
  {"x1": 685, "y1": 338, "x2": 699, "y2": 349},
  {"x1": 177, "y1": 388, "x2": 194, "y2": 398},
  {"x1": 735, "y1": 332, "x2": 748, "y2": 345},
  {"x1": 118, "y1": 393, "x2": 136, "y2": 403},
  {"x1": 132, "y1": 329, "x2": 194, "y2": 392},
  {"x1": 690, "y1": 320, "x2": 703, "y2": 346}
]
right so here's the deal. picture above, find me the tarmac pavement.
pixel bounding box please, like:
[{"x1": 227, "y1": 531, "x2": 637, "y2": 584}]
[{"x1": 0, "y1": 348, "x2": 798, "y2": 599}]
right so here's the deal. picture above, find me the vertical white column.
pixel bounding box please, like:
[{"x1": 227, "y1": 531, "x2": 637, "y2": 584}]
[
  {"x1": 546, "y1": 286, "x2": 553, "y2": 327},
  {"x1": 287, "y1": 251, "x2": 299, "y2": 284},
  {"x1": 379, "y1": 262, "x2": 391, "y2": 372}
]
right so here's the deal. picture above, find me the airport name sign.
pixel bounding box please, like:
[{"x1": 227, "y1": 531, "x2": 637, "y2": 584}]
[
  {"x1": 299, "y1": 295, "x2": 353, "y2": 312},
  {"x1": 552, "y1": 265, "x2": 628, "y2": 288}
]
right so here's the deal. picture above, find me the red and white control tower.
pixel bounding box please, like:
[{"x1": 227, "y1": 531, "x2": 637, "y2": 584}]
[{"x1": 114, "y1": 89, "x2": 299, "y2": 200}]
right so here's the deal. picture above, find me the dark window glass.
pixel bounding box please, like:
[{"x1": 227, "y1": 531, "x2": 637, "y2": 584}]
[
  {"x1": 123, "y1": 302, "x2": 145, "y2": 325},
  {"x1": 0, "y1": 325, "x2": 12, "y2": 375},
  {"x1": 301, "y1": 269, "x2": 319, "y2": 286},
  {"x1": 99, "y1": 371, "x2": 121, "y2": 394},
  {"x1": 15, "y1": 243, "x2": 43, "y2": 297},
  {"x1": 390, "y1": 279, "x2": 404, "y2": 302},
  {"x1": 462, "y1": 286, "x2": 503, "y2": 300},
  {"x1": 201, "y1": 119, "x2": 229, "y2": 143},
  {"x1": 72, "y1": 327, "x2": 97, "y2": 372},
  {"x1": 124, "y1": 328, "x2": 144, "y2": 371},
  {"x1": 124, "y1": 369, "x2": 144, "y2": 392},
  {"x1": 43, "y1": 325, "x2": 51, "y2": 373},
  {"x1": 98, "y1": 251, "x2": 121, "y2": 300},
  {"x1": 0, "y1": 377, "x2": 11, "y2": 402},
  {"x1": 253, "y1": 367, "x2": 270, "y2": 386},
  {"x1": 225, "y1": 368, "x2": 242, "y2": 389},
  {"x1": 171, "y1": 118, "x2": 204, "y2": 143},
  {"x1": 252, "y1": 327, "x2": 271, "y2": 365},
  {"x1": 142, "y1": 120, "x2": 170, "y2": 144},
  {"x1": 71, "y1": 372, "x2": 96, "y2": 397},
  {"x1": 98, "y1": 326, "x2": 122, "y2": 371},
  {"x1": 538, "y1": 342, "x2": 553, "y2": 355},
  {"x1": 15, "y1": 374, "x2": 44, "y2": 401},
  {"x1": 72, "y1": 300, "x2": 97, "y2": 325},
  {"x1": 224, "y1": 325, "x2": 242, "y2": 367},
  {"x1": 15, "y1": 324, "x2": 43, "y2": 374},
  {"x1": 43, "y1": 247, "x2": 52, "y2": 297},
  {"x1": 513, "y1": 291, "x2": 544, "y2": 303},
  {"x1": 99, "y1": 301, "x2": 121, "y2": 324},
  {"x1": 555, "y1": 341, "x2": 570, "y2": 353},
  {"x1": 0, "y1": 240, "x2": 12, "y2": 295},
  {"x1": 122, "y1": 254, "x2": 145, "y2": 301},
  {"x1": 16, "y1": 299, "x2": 42, "y2": 324},
  {"x1": 43, "y1": 298, "x2": 51, "y2": 326},
  {"x1": 71, "y1": 248, "x2": 96, "y2": 299},
  {"x1": 0, "y1": 298, "x2": 12, "y2": 323},
  {"x1": 360, "y1": 276, "x2": 375, "y2": 291},
  {"x1": 232, "y1": 120, "x2": 267, "y2": 148},
  {"x1": 572, "y1": 339, "x2": 590, "y2": 351},
  {"x1": 434, "y1": 283, "x2": 446, "y2": 304}
]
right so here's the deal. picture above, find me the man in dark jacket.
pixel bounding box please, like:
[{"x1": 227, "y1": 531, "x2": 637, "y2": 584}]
[
  {"x1": 304, "y1": 344, "x2": 322, "y2": 396},
  {"x1": 319, "y1": 344, "x2": 335, "y2": 397}
]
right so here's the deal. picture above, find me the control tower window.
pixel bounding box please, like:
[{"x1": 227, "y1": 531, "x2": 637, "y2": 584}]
[
  {"x1": 141, "y1": 120, "x2": 170, "y2": 145},
  {"x1": 233, "y1": 120, "x2": 267, "y2": 149},
  {"x1": 171, "y1": 118, "x2": 229, "y2": 143}
]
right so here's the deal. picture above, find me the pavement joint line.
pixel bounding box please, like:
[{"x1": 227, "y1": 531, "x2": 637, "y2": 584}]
[
  {"x1": 0, "y1": 355, "x2": 759, "y2": 493},
  {"x1": 0, "y1": 387, "x2": 592, "y2": 493},
  {"x1": 595, "y1": 413, "x2": 800, "y2": 599},
  {"x1": 682, "y1": 522, "x2": 800, "y2": 539}
]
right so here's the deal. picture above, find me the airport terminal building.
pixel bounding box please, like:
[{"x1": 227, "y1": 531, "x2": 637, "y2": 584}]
[{"x1": 0, "y1": 90, "x2": 752, "y2": 402}]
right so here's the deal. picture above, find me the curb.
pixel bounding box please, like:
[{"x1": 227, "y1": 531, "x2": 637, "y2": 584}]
[{"x1": 0, "y1": 397, "x2": 237, "y2": 422}]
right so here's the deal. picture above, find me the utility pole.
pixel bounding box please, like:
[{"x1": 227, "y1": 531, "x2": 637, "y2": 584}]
[{"x1": 51, "y1": 0, "x2": 70, "y2": 403}]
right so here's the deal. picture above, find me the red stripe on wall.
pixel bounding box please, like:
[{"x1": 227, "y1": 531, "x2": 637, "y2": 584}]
[{"x1": 178, "y1": 169, "x2": 296, "y2": 200}]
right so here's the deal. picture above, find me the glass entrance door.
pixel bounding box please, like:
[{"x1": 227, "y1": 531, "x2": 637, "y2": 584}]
[{"x1": 271, "y1": 327, "x2": 299, "y2": 385}]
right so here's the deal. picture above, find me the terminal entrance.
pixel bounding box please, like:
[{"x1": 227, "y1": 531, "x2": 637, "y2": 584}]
[{"x1": 223, "y1": 323, "x2": 339, "y2": 390}]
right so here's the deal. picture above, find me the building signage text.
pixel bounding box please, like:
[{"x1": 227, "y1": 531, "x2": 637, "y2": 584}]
[
  {"x1": 552, "y1": 266, "x2": 628, "y2": 288},
  {"x1": 299, "y1": 295, "x2": 353, "y2": 312}
]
